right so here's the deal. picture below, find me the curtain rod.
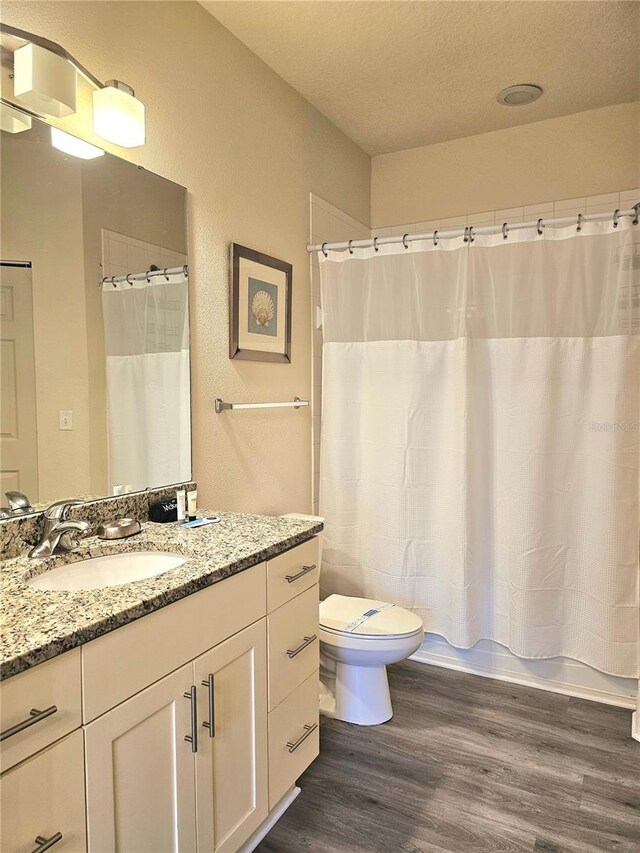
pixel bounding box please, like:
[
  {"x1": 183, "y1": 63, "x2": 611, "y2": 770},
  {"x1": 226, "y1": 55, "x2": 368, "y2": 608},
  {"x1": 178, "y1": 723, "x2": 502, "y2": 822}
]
[
  {"x1": 307, "y1": 205, "x2": 640, "y2": 254},
  {"x1": 101, "y1": 265, "x2": 188, "y2": 287}
]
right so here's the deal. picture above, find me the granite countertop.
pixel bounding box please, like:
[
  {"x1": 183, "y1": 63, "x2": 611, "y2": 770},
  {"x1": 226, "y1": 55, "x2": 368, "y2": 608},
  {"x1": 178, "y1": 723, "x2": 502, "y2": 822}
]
[{"x1": 0, "y1": 511, "x2": 322, "y2": 680}]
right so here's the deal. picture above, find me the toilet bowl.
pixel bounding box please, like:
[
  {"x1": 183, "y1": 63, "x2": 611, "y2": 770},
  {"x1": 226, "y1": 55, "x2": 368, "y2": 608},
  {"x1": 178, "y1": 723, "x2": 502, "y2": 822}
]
[{"x1": 282, "y1": 514, "x2": 424, "y2": 726}]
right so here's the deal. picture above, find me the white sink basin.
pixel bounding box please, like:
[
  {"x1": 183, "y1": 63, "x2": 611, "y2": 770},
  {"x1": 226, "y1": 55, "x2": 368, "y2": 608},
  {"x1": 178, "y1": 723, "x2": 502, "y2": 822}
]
[{"x1": 27, "y1": 551, "x2": 187, "y2": 591}]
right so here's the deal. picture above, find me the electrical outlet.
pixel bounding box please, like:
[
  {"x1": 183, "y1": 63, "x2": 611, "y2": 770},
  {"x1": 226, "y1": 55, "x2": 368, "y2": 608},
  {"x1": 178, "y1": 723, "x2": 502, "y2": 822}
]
[{"x1": 59, "y1": 410, "x2": 73, "y2": 430}]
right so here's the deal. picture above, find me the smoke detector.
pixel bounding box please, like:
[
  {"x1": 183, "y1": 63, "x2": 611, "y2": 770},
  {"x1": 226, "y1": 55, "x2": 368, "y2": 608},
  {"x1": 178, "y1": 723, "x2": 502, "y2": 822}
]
[{"x1": 496, "y1": 84, "x2": 543, "y2": 106}]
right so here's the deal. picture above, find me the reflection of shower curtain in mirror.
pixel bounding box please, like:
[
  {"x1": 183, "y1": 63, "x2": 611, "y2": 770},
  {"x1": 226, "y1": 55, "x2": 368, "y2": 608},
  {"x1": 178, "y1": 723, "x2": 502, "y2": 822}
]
[{"x1": 101, "y1": 270, "x2": 191, "y2": 491}]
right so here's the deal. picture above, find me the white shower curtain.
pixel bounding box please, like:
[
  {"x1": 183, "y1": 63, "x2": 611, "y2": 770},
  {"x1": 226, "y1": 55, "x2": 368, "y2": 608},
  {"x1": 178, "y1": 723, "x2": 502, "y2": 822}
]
[
  {"x1": 101, "y1": 270, "x2": 191, "y2": 492},
  {"x1": 319, "y1": 219, "x2": 639, "y2": 678}
]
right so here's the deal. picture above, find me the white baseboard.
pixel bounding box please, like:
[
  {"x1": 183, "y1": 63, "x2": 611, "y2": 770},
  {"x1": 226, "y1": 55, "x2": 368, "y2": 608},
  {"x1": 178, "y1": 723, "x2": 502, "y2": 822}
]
[
  {"x1": 239, "y1": 786, "x2": 301, "y2": 853},
  {"x1": 633, "y1": 711, "x2": 639, "y2": 742},
  {"x1": 410, "y1": 635, "x2": 637, "y2": 709}
]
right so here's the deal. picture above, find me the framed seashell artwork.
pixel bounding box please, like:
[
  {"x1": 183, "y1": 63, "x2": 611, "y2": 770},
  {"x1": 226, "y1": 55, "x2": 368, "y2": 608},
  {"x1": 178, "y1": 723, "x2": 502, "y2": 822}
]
[{"x1": 230, "y1": 243, "x2": 292, "y2": 362}]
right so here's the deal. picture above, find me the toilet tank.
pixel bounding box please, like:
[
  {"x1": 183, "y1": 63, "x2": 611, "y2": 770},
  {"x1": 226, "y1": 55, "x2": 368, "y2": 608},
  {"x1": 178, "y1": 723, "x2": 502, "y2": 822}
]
[{"x1": 281, "y1": 513, "x2": 324, "y2": 577}]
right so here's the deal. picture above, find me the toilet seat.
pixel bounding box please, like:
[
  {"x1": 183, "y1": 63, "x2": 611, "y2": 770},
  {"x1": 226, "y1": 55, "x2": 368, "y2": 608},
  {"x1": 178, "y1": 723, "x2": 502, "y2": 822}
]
[{"x1": 319, "y1": 594, "x2": 423, "y2": 640}]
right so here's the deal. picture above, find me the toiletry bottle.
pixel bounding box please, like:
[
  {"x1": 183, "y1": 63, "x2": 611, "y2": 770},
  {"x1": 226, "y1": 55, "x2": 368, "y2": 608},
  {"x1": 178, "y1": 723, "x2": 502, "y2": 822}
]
[
  {"x1": 187, "y1": 487, "x2": 197, "y2": 522},
  {"x1": 176, "y1": 489, "x2": 186, "y2": 522}
]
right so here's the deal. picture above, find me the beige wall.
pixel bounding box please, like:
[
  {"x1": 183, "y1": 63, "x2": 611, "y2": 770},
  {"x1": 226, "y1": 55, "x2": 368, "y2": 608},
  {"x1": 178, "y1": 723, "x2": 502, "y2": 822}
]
[
  {"x1": 2, "y1": 1, "x2": 371, "y2": 514},
  {"x1": 372, "y1": 103, "x2": 640, "y2": 227}
]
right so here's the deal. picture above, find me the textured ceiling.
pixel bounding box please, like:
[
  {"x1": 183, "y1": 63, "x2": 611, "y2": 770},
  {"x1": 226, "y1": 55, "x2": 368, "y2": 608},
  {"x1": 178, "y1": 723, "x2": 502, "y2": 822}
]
[{"x1": 201, "y1": 0, "x2": 640, "y2": 156}]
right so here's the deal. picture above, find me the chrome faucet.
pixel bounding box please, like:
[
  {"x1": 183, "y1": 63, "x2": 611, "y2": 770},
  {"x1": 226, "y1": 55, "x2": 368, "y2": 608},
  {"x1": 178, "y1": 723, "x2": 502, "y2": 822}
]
[
  {"x1": 29, "y1": 500, "x2": 91, "y2": 559},
  {"x1": 0, "y1": 490, "x2": 33, "y2": 518}
]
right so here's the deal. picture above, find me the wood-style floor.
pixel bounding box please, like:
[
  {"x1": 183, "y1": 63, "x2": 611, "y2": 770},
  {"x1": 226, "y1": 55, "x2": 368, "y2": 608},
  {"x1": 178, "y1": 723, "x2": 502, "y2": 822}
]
[{"x1": 257, "y1": 661, "x2": 640, "y2": 853}]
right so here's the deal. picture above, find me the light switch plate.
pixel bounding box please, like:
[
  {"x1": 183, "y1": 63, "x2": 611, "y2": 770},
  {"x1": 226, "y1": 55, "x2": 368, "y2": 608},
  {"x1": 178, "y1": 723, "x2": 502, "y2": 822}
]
[{"x1": 59, "y1": 410, "x2": 73, "y2": 430}]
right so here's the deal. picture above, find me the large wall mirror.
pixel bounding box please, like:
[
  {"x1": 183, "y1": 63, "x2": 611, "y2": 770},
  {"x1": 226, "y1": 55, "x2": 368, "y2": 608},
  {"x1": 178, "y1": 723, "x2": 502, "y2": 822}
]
[{"x1": 0, "y1": 115, "x2": 191, "y2": 509}]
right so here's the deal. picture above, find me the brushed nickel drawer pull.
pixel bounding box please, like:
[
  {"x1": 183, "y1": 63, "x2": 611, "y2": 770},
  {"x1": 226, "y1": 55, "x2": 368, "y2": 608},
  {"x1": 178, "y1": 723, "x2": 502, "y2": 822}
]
[
  {"x1": 0, "y1": 706, "x2": 58, "y2": 742},
  {"x1": 286, "y1": 723, "x2": 318, "y2": 753},
  {"x1": 201, "y1": 674, "x2": 215, "y2": 738},
  {"x1": 285, "y1": 564, "x2": 316, "y2": 584},
  {"x1": 31, "y1": 832, "x2": 63, "y2": 853},
  {"x1": 183, "y1": 686, "x2": 198, "y2": 753},
  {"x1": 286, "y1": 635, "x2": 317, "y2": 659}
]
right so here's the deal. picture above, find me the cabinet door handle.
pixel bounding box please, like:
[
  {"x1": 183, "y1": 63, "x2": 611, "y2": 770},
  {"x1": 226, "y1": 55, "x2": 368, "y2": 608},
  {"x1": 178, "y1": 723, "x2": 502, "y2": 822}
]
[
  {"x1": 285, "y1": 564, "x2": 316, "y2": 584},
  {"x1": 286, "y1": 635, "x2": 317, "y2": 659},
  {"x1": 0, "y1": 706, "x2": 57, "y2": 742},
  {"x1": 31, "y1": 833, "x2": 63, "y2": 853},
  {"x1": 183, "y1": 686, "x2": 197, "y2": 753},
  {"x1": 286, "y1": 723, "x2": 318, "y2": 754},
  {"x1": 201, "y1": 674, "x2": 215, "y2": 738}
]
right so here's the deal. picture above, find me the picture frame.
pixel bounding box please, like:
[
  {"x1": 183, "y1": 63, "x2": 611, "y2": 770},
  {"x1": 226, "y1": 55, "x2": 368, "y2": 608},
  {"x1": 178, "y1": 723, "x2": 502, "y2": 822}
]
[{"x1": 230, "y1": 243, "x2": 292, "y2": 362}]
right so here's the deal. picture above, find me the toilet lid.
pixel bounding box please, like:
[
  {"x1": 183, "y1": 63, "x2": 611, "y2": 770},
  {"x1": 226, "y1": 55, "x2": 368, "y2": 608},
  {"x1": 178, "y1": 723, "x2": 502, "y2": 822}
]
[{"x1": 319, "y1": 594, "x2": 423, "y2": 639}]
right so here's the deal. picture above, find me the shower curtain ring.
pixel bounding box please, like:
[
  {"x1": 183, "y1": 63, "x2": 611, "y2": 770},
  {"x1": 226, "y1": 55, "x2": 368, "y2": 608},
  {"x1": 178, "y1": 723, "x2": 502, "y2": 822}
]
[
  {"x1": 468, "y1": 226, "x2": 475, "y2": 243},
  {"x1": 502, "y1": 222, "x2": 509, "y2": 239},
  {"x1": 612, "y1": 209, "x2": 620, "y2": 228},
  {"x1": 537, "y1": 218, "x2": 544, "y2": 235},
  {"x1": 576, "y1": 213, "x2": 583, "y2": 232},
  {"x1": 433, "y1": 230, "x2": 439, "y2": 247},
  {"x1": 402, "y1": 233, "x2": 409, "y2": 249},
  {"x1": 183, "y1": 264, "x2": 188, "y2": 277},
  {"x1": 146, "y1": 271, "x2": 151, "y2": 283},
  {"x1": 373, "y1": 237, "x2": 379, "y2": 252},
  {"x1": 110, "y1": 276, "x2": 116, "y2": 287},
  {"x1": 463, "y1": 227, "x2": 470, "y2": 243},
  {"x1": 348, "y1": 240, "x2": 354, "y2": 255},
  {"x1": 633, "y1": 203, "x2": 639, "y2": 225},
  {"x1": 126, "y1": 274, "x2": 134, "y2": 286},
  {"x1": 321, "y1": 242, "x2": 328, "y2": 257},
  {"x1": 163, "y1": 268, "x2": 170, "y2": 280}
]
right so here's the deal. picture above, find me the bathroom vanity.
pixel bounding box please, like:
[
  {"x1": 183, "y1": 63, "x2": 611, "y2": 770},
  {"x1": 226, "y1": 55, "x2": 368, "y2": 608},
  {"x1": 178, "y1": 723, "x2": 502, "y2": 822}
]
[{"x1": 0, "y1": 512, "x2": 322, "y2": 852}]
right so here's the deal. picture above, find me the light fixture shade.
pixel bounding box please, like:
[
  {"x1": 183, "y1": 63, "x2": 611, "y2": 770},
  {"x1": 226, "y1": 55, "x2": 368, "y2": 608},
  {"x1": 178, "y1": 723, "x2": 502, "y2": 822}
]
[
  {"x1": 0, "y1": 103, "x2": 32, "y2": 134},
  {"x1": 51, "y1": 127, "x2": 104, "y2": 160},
  {"x1": 14, "y1": 43, "x2": 77, "y2": 117},
  {"x1": 93, "y1": 83, "x2": 145, "y2": 148}
]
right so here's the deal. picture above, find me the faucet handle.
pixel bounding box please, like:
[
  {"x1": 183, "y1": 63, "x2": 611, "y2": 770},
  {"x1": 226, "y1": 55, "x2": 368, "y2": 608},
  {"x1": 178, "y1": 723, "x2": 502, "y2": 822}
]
[
  {"x1": 44, "y1": 499, "x2": 84, "y2": 521},
  {"x1": 5, "y1": 491, "x2": 32, "y2": 513}
]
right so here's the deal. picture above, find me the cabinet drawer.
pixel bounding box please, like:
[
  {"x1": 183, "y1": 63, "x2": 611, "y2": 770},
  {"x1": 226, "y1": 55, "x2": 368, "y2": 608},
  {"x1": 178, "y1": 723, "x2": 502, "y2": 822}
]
[
  {"x1": 267, "y1": 538, "x2": 319, "y2": 613},
  {"x1": 0, "y1": 649, "x2": 82, "y2": 772},
  {"x1": 82, "y1": 562, "x2": 266, "y2": 722},
  {"x1": 0, "y1": 729, "x2": 86, "y2": 852},
  {"x1": 268, "y1": 671, "x2": 319, "y2": 809},
  {"x1": 267, "y1": 585, "x2": 319, "y2": 710}
]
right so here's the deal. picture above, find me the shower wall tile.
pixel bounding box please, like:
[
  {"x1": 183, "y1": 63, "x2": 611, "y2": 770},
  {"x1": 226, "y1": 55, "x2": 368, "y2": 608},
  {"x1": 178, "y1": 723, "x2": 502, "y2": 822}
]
[
  {"x1": 586, "y1": 192, "x2": 619, "y2": 208},
  {"x1": 553, "y1": 196, "x2": 586, "y2": 216},
  {"x1": 620, "y1": 188, "x2": 640, "y2": 204},
  {"x1": 439, "y1": 214, "x2": 468, "y2": 230},
  {"x1": 379, "y1": 189, "x2": 635, "y2": 239},
  {"x1": 468, "y1": 211, "x2": 495, "y2": 226},
  {"x1": 494, "y1": 207, "x2": 524, "y2": 224},
  {"x1": 102, "y1": 229, "x2": 186, "y2": 280},
  {"x1": 412, "y1": 220, "x2": 441, "y2": 234},
  {"x1": 523, "y1": 202, "x2": 554, "y2": 220}
]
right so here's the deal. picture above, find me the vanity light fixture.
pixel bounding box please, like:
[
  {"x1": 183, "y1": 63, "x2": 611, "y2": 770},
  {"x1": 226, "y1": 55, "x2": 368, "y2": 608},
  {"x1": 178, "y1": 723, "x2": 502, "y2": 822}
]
[
  {"x1": 93, "y1": 80, "x2": 145, "y2": 148},
  {"x1": 0, "y1": 22, "x2": 146, "y2": 149},
  {"x1": 50, "y1": 127, "x2": 104, "y2": 160},
  {"x1": 13, "y1": 42, "x2": 77, "y2": 117},
  {"x1": 0, "y1": 102, "x2": 32, "y2": 133}
]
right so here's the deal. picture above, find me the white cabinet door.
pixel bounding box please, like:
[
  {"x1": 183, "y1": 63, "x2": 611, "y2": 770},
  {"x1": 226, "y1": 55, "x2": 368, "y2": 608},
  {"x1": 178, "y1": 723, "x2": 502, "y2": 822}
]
[
  {"x1": 194, "y1": 620, "x2": 268, "y2": 853},
  {"x1": 0, "y1": 729, "x2": 86, "y2": 853},
  {"x1": 84, "y1": 664, "x2": 197, "y2": 853}
]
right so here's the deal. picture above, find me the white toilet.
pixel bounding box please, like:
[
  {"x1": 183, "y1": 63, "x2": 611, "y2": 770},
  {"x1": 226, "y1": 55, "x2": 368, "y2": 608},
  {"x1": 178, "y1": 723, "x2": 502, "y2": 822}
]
[{"x1": 282, "y1": 514, "x2": 424, "y2": 726}]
